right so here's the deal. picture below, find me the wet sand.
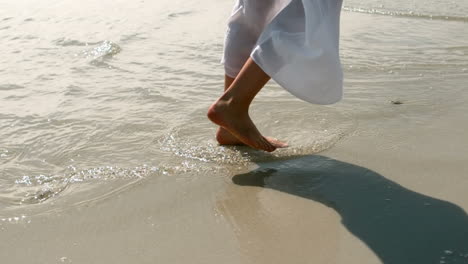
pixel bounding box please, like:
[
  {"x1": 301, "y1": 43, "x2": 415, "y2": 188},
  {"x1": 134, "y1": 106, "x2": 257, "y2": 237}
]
[{"x1": 2, "y1": 112, "x2": 468, "y2": 263}]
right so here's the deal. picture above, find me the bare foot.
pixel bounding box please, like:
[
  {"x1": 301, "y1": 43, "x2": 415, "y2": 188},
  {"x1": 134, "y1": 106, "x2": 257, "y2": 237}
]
[
  {"x1": 216, "y1": 127, "x2": 289, "y2": 149},
  {"x1": 208, "y1": 100, "x2": 287, "y2": 152}
]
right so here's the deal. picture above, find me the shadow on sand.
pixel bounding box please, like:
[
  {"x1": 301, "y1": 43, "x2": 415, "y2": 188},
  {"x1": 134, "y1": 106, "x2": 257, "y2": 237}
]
[{"x1": 232, "y1": 155, "x2": 468, "y2": 264}]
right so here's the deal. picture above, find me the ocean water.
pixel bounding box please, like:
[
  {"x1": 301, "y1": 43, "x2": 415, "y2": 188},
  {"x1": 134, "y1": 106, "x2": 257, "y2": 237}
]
[{"x1": 0, "y1": 0, "x2": 467, "y2": 219}]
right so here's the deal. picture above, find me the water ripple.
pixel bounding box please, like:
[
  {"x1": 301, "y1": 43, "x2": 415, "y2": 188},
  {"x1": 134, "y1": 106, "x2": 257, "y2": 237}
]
[
  {"x1": 0, "y1": 84, "x2": 24, "y2": 90},
  {"x1": 54, "y1": 38, "x2": 99, "y2": 47}
]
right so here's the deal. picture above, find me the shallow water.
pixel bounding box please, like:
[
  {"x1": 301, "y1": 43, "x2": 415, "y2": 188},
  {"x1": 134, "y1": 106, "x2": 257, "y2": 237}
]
[{"x1": 0, "y1": 0, "x2": 467, "y2": 219}]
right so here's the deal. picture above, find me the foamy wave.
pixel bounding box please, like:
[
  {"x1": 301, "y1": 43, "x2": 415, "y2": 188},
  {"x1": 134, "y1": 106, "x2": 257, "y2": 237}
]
[
  {"x1": 158, "y1": 120, "x2": 354, "y2": 165},
  {"x1": 82, "y1": 40, "x2": 121, "y2": 59},
  {"x1": 158, "y1": 132, "x2": 253, "y2": 165},
  {"x1": 1, "y1": 164, "x2": 159, "y2": 209},
  {"x1": 343, "y1": 6, "x2": 468, "y2": 22}
]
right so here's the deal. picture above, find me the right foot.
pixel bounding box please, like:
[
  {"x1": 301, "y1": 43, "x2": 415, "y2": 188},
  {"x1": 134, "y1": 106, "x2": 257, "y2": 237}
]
[
  {"x1": 208, "y1": 100, "x2": 287, "y2": 152},
  {"x1": 216, "y1": 127, "x2": 289, "y2": 149}
]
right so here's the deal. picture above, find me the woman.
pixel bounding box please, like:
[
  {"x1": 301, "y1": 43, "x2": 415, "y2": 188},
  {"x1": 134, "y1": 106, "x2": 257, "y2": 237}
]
[{"x1": 207, "y1": 0, "x2": 344, "y2": 152}]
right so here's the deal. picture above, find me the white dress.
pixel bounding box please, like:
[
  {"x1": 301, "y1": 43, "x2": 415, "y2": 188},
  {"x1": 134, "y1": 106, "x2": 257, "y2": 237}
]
[{"x1": 222, "y1": 0, "x2": 344, "y2": 105}]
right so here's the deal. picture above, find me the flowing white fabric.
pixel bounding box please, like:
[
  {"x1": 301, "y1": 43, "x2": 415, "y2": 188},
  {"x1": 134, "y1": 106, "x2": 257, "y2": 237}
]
[{"x1": 222, "y1": 0, "x2": 344, "y2": 104}]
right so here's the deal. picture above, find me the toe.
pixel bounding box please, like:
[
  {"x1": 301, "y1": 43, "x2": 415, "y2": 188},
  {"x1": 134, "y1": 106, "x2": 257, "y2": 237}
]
[
  {"x1": 265, "y1": 137, "x2": 288, "y2": 148},
  {"x1": 261, "y1": 137, "x2": 276, "y2": 152}
]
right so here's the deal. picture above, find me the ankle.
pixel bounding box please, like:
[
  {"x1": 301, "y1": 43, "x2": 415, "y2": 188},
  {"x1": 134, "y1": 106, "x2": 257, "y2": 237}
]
[
  {"x1": 219, "y1": 94, "x2": 250, "y2": 110},
  {"x1": 225, "y1": 99, "x2": 250, "y2": 115}
]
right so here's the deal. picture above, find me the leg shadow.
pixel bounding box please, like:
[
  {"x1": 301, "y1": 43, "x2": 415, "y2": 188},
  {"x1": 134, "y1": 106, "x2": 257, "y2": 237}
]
[{"x1": 232, "y1": 155, "x2": 468, "y2": 264}]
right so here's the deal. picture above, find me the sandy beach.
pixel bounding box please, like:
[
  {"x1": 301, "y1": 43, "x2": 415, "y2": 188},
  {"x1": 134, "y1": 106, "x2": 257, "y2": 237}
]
[
  {"x1": 1, "y1": 0, "x2": 468, "y2": 263},
  {"x1": 2, "y1": 117, "x2": 468, "y2": 263}
]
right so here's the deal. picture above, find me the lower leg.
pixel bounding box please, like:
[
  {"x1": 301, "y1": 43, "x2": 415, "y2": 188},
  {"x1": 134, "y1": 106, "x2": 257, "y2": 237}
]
[
  {"x1": 224, "y1": 74, "x2": 235, "y2": 90},
  {"x1": 208, "y1": 58, "x2": 287, "y2": 151},
  {"x1": 222, "y1": 58, "x2": 271, "y2": 107}
]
